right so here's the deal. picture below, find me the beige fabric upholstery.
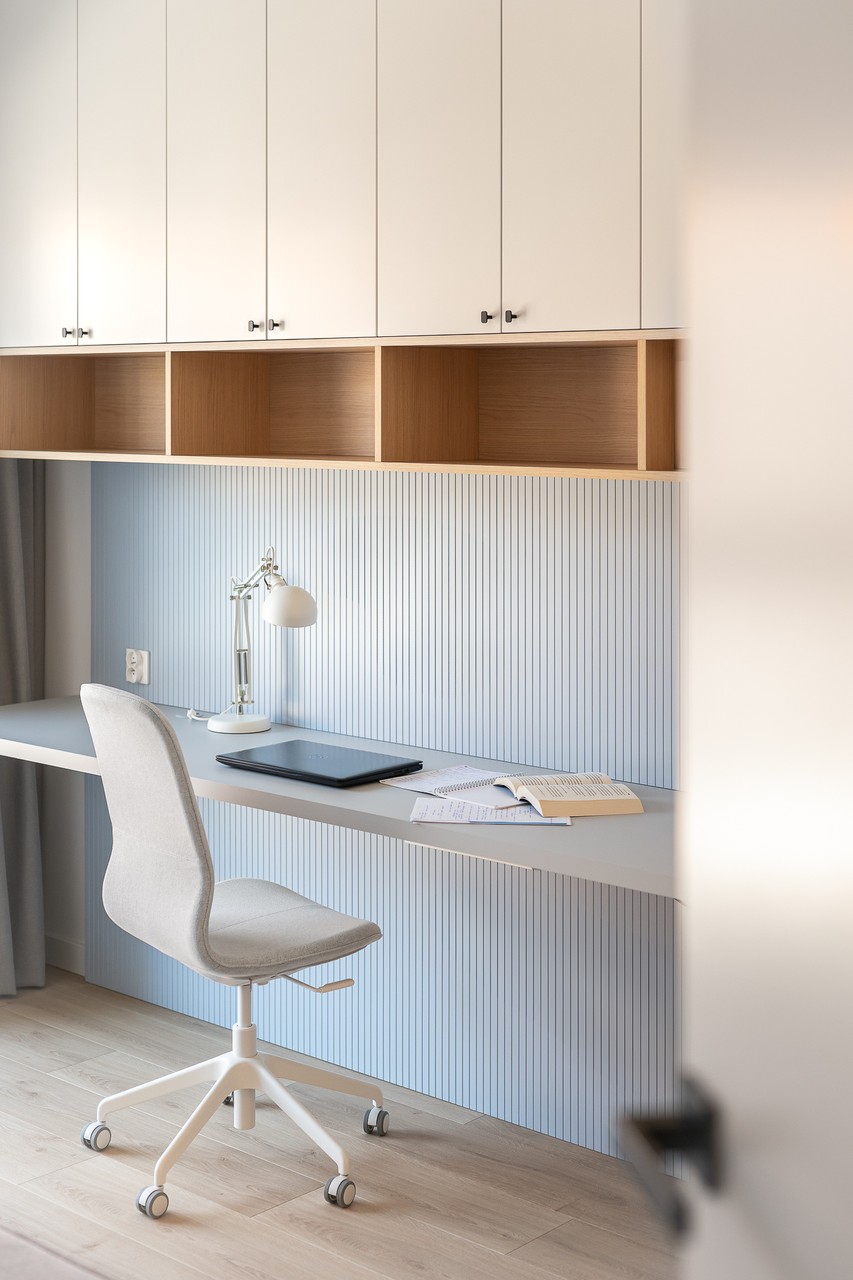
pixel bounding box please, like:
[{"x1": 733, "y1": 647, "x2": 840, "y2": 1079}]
[{"x1": 80, "y1": 685, "x2": 381, "y2": 984}]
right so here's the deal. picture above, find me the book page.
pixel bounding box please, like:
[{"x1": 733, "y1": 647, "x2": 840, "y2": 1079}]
[
  {"x1": 518, "y1": 780, "x2": 636, "y2": 801},
  {"x1": 409, "y1": 797, "x2": 569, "y2": 825},
  {"x1": 495, "y1": 771, "x2": 612, "y2": 794}
]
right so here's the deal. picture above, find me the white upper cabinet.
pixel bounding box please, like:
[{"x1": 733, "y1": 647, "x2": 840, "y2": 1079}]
[
  {"x1": 0, "y1": 0, "x2": 77, "y2": 348},
  {"x1": 268, "y1": 0, "x2": 375, "y2": 340},
  {"x1": 641, "y1": 0, "x2": 685, "y2": 329},
  {"x1": 377, "y1": 0, "x2": 501, "y2": 337},
  {"x1": 502, "y1": 0, "x2": 640, "y2": 333},
  {"x1": 78, "y1": 0, "x2": 166, "y2": 345},
  {"x1": 167, "y1": 0, "x2": 267, "y2": 343}
]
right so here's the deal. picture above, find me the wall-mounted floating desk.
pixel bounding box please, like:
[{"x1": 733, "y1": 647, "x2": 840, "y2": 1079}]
[{"x1": 0, "y1": 696, "x2": 674, "y2": 898}]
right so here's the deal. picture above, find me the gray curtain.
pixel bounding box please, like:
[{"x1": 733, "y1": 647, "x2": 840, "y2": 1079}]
[{"x1": 0, "y1": 459, "x2": 46, "y2": 993}]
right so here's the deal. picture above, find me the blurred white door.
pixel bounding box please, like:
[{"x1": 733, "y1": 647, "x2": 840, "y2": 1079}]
[{"x1": 681, "y1": 3, "x2": 853, "y2": 1278}]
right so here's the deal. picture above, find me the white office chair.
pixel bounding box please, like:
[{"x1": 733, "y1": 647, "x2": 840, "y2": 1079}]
[{"x1": 78, "y1": 683, "x2": 389, "y2": 1219}]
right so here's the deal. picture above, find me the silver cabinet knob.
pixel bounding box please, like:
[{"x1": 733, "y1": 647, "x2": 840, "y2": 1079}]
[
  {"x1": 79, "y1": 328, "x2": 91, "y2": 337},
  {"x1": 268, "y1": 319, "x2": 282, "y2": 331},
  {"x1": 61, "y1": 326, "x2": 75, "y2": 338},
  {"x1": 247, "y1": 320, "x2": 263, "y2": 332}
]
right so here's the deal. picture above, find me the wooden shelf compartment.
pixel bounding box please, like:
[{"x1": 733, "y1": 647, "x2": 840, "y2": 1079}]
[
  {"x1": 0, "y1": 353, "x2": 166, "y2": 455},
  {"x1": 376, "y1": 339, "x2": 676, "y2": 471},
  {"x1": 170, "y1": 349, "x2": 376, "y2": 461}
]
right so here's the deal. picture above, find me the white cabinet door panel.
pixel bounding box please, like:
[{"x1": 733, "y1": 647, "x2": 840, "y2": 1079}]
[
  {"x1": 378, "y1": 0, "x2": 501, "y2": 337},
  {"x1": 503, "y1": 0, "x2": 640, "y2": 333},
  {"x1": 78, "y1": 0, "x2": 166, "y2": 345},
  {"x1": 642, "y1": 0, "x2": 685, "y2": 329},
  {"x1": 0, "y1": 0, "x2": 77, "y2": 348},
  {"x1": 167, "y1": 0, "x2": 266, "y2": 342},
  {"x1": 268, "y1": 0, "x2": 375, "y2": 340}
]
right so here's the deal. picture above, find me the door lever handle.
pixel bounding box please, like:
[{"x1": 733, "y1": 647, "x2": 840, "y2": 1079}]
[{"x1": 620, "y1": 1077, "x2": 723, "y2": 1237}]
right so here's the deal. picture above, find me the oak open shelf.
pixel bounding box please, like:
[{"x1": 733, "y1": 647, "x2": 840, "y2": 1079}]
[
  {"x1": 170, "y1": 350, "x2": 376, "y2": 462},
  {"x1": 377, "y1": 340, "x2": 675, "y2": 472},
  {"x1": 0, "y1": 353, "x2": 166, "y2": 455},
  {"x1": 0, "y1": 336, "x2": 677, "y2": 476}
]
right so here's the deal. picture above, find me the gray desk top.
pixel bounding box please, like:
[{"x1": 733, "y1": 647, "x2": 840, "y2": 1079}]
[{"x1": 0, "y1": 696, "x2": 675, "y2": 897}]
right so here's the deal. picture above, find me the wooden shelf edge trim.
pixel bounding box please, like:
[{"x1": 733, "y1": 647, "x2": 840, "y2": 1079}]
[{"x1": 0, "y1": 448, "x2": 683, "y2": 481}]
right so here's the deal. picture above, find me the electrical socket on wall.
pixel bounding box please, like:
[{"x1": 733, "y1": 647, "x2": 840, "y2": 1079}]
[{"x1": 125, "y1": 649, "x2": 150, "y2": 685}]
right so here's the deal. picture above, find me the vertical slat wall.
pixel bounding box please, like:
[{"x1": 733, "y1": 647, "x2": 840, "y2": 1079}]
[{"x1": 87, "y1": 464, "x2": 681, "y2": 1155}]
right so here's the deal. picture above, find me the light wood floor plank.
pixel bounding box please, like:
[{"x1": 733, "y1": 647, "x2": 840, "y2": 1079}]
[
  {"x1": 509, "y1": 1215, "x2": 677, "y2": 1280},
  {"x1": 24, "y1": 1160, "x2": 386, "y2": 1280},
  {"x1": 0, "y1": 1004, "x2": 111, "y2": 1073},
  {"x1": 0, "y1": 1111, "x2": 94, "y2": 1185},
  {"x1": 0, "y1": 1176, "x2": 215, "y2": 1280},
  {"x1": 258, "y1": 1187, "x2": 561, "y2": 1280}
]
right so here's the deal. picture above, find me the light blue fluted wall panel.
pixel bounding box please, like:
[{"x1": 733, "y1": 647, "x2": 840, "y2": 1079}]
[
  {"x1": 91, "y1": 466, "x2": 678, "y2": 785},
  {"x1": 87, "y1": 464, "x2": 681, "y2": 1155}
]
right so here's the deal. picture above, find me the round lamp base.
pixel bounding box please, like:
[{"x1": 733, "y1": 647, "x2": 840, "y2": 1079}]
[{"x1": 207, "y1": 711, "x2": 271, "y2": 734}]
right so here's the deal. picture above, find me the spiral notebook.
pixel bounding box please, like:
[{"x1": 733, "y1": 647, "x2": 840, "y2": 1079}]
[{"x1": 380, "y1": 764, "x2": 523, "y2": 809}]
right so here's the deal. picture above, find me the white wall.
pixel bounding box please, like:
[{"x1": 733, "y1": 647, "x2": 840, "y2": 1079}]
[{"x1": 42, "y1": 461, "x2": 91, "y2": 973}]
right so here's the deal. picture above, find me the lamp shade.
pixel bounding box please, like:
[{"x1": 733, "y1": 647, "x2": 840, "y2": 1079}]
[{"x1": 262, "y1": 581, "x2": 318, "y2": 628}]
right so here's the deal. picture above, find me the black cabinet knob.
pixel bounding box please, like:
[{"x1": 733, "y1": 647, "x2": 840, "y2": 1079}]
[
  {"x1": 480, "y1": 310, "x2": 493, "y2": 324},
  {"x1": 505, "y1": 310, "x2": 518, "y2": 324}
]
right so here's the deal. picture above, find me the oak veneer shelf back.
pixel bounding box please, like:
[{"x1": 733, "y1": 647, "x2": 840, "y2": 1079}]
[
  {"x1": 170, "y1": 350, "x2": 375, "y2": 461},
  {"x1": 0, "y1": 353, "x2": 166, "y2": 455},
  {"x1": 0, "y1": 337, "x2": 678, "y2": 476}
]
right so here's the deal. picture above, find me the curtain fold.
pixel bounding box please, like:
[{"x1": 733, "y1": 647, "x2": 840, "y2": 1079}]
[{"x1": 0, "y1": 459, "x2": 46, "y2": 993}]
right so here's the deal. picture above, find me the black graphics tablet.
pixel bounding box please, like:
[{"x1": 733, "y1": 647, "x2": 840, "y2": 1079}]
[{"x1": 216, "y1": 739, "x2": 423, "y2": 788}]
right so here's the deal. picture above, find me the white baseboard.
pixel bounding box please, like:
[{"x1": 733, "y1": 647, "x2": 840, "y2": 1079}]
[{"x1": 45, "y1": 934, "x2": 85, "y2": 976}]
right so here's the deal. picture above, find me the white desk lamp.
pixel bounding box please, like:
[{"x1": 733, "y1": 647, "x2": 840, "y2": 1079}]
[{"x1": 207, "y1": 546, "x2": 317, "y2": 734}]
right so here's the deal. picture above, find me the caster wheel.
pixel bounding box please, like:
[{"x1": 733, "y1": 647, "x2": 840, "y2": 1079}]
[
  {"x1": 223, "y1": 1093, "x2": 234, "y2": 1106},
  {"x1": 136, "y1": 1185, "x2": 169, "y2": 1219},
  {"x1": 80, "y1": 1121, "x2": 111, "y2": 1152},
  {"x1": 323, "y1": 1174, "x2": 356, "y2": 1208},
  {"x1": 362, "y1": 1106, "x2": 390, "y2": 1136}
]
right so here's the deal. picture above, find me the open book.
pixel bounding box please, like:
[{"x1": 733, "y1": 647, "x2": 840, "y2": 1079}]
[{"x1": 493, "y1": 772, "x2": 644, "y2": 817}]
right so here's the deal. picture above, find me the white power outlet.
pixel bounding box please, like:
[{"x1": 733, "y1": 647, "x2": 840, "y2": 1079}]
[{"x1": 125, "y1": 649, "x2": 150, "y2": 685}]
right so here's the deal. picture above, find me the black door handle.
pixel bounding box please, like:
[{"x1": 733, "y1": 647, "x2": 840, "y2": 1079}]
[{"x1": 619, "y1": 1077, "x2": 723, "y2": 1236}]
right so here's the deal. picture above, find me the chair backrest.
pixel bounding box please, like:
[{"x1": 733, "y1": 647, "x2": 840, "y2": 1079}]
[{"x1": 80, "y1": 684, "x2": 217, "y2": 974}]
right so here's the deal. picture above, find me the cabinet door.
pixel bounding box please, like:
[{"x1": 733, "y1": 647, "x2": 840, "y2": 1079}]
[
  {"x1": 268, "y1": 0, "x2": 375, "y2": 340},
  {"x1": 502, "y1": 0, "x2": 640, "y2": 333},
  {"x1": 167, "y1": 0, "x2": 266, "y2": 342},
  {"x1": 78, "y1": 0, "x2": 166, "y2": 345},
  {"x1": 642, "y1": 0, "x2": 685, "y2": 329},
  {"x1": 377, "y1": 0, "x2": 501, "y2": 337},
  {"x1": 0, "y1": 0, "x2": 77, "y2": 348}
]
